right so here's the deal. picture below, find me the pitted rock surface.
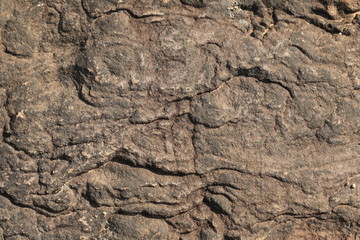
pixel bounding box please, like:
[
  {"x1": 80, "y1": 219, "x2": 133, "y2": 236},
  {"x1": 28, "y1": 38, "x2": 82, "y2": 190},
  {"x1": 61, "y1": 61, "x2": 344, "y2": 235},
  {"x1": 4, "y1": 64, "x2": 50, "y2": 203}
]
[{"x1": 1, "y1": 0, "x2": 360, "y2": 239}]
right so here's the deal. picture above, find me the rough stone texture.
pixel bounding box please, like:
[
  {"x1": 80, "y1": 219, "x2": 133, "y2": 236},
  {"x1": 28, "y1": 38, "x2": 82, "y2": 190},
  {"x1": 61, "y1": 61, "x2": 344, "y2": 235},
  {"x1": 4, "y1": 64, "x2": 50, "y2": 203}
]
[{"x1": 1, "y1": 0, "x2": 360, "y2": 239}]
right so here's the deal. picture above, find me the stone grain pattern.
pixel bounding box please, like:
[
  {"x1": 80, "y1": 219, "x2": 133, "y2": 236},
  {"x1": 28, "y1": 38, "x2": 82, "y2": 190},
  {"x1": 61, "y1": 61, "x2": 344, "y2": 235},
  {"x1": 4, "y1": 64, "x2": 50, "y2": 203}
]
[{"x1": 0, "y1": 0, "x2": 360, "y2": 239}]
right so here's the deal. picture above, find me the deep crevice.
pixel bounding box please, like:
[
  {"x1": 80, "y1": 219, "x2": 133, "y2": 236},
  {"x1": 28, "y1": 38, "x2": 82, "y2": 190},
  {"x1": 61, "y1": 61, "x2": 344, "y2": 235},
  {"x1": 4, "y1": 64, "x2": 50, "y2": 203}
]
[
  {"x1": 203, "y1": 195, "x2": 227, "y2": 215},
  {"x1": 71, "y1": 65, "x2": 102, "y2": 108},
  {"x1": 234, "y1": 66, "x2": 295, "y2": 98},
  {"x1": 82, "y1": 183, "x2": 102, "y2": 208},
  {"x1": 112, "y1": 152, "x2": 196, "y2": 177},
  {"x1": 2, "y1": 126, "x2": 10, "y2": 139},
  {"x1": 81, "y1": 1, "x2": 164, "y2": 20},
  {"x1": 2, "y1": 137, "x2": 35, "y2": 159},
  {"x1": 102, "y1": 8, "x2": 162, "y2": 20},
  {"x1": 290, "y1": 44, "x2": 313, "y2": 61},
  {"x1": 0, "y1": 191, "x2": 54, "y2": 217},
  {"x1": 299, "y1": 15, "x2": 343, "y2": 35},
  {"x1": 312, "y1": 8, "x2": 334, "y2": 20},
  {"x1": 114, "y1": 209, "x2": 168, "y2": 220}
]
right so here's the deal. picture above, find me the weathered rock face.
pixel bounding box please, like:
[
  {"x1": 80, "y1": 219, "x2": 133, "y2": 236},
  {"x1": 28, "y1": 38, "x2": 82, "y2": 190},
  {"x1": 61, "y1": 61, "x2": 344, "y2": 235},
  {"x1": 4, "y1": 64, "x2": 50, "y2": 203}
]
[{"x1": 1, "y1": 0, "x2": 360, "y2": 239}]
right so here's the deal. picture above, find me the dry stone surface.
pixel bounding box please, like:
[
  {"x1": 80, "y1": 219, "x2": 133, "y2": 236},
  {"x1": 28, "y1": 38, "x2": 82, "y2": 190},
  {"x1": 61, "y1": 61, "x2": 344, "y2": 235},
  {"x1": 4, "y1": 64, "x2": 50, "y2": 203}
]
[{"x1": 1, "y1": 0, "x2": 360, "y2": 239}]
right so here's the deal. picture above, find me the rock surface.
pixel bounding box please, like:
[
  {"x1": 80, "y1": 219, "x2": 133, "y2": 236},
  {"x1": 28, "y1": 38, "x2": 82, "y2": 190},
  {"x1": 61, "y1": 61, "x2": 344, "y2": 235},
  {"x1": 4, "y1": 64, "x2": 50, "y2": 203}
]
[{"x1": 1, "y1": 0, "x2": 360, "y2": 239}]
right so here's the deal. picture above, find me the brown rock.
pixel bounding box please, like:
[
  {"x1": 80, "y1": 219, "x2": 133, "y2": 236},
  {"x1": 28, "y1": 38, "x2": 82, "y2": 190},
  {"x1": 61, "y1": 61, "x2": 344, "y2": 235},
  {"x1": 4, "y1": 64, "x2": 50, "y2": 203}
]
[{"x1": 1, "y1": 0, "x2": 360, "y2": 239}]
